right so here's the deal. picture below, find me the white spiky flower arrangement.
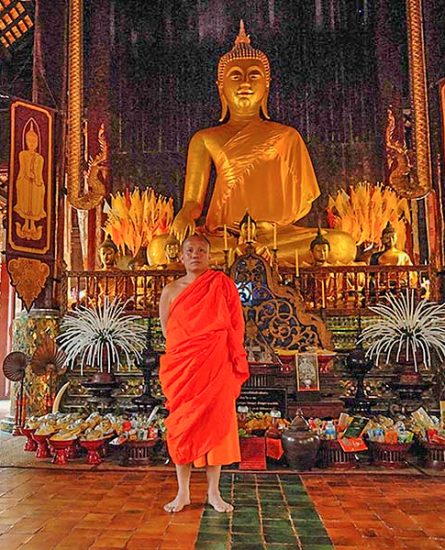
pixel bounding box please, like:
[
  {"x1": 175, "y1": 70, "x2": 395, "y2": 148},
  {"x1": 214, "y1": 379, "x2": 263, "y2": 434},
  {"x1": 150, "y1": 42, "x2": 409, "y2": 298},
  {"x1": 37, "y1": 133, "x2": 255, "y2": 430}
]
[
  {"x1": 57, "y1": 298, "x2": 146, "y2": 375},
  {"x1": 359, "y1": 290, "x2": 445, "y2": 372}
]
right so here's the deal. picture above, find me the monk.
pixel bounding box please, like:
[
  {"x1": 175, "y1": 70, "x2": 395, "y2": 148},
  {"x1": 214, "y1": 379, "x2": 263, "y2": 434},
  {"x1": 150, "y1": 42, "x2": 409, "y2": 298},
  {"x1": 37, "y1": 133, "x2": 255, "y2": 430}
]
[{"x1": 159, "y1": 234, "x2": 249, "y2": 513}]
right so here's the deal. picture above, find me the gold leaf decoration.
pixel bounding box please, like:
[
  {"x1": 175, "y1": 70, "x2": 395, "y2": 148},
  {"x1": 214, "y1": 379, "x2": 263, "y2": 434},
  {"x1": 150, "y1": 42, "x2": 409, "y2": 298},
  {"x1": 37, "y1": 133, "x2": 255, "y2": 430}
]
[{"x1": 7, "y1": 258, "x2": 50, "y2": 310}]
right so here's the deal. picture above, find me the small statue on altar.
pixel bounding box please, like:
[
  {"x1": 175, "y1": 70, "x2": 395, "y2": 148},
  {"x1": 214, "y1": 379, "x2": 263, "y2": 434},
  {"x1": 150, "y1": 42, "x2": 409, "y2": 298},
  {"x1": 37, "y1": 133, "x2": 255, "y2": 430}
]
[
  {"x1": 370, "y1": 222, "x2": 412, "y2": 266},
  {"x1": 92, "y1": 237, "x2": 134, "y2": 306},
  {"x1": 163, "y1": 236, "x2": 183, "y2": 270},
  {"x1": 307, "y1": 229, "x2": 331, "y2": 267},
  {"x1": 233, "y1": 213, "x2": 269, "y2": 260}
]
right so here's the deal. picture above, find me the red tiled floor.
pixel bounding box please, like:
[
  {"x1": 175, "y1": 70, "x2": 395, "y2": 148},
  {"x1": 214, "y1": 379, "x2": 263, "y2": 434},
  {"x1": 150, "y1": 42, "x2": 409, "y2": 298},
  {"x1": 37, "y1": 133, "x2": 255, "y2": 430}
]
[
  {"x1": 303, "y1": 473, "x2": 445, "y2": 549},
  {"x1": 0, "y1": 467, "x2": 442, "y2": 548}
]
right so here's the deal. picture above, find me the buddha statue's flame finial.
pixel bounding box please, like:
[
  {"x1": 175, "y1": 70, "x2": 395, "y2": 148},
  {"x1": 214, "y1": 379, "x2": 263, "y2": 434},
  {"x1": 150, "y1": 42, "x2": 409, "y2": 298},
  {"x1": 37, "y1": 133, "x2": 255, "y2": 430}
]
[
  {"x1": 235, "y1": 19, "x2": 250, "y2": 46},
  {"x1": 217, "y1": 20, "x2": 270, "y2": 85}
]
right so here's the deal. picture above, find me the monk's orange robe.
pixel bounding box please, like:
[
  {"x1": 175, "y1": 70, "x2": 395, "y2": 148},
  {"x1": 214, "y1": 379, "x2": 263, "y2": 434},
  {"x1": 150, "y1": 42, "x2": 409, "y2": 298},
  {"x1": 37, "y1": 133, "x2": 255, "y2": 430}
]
[{"x1": 159, "y1": 270, "x2": 249, "y2": 465}]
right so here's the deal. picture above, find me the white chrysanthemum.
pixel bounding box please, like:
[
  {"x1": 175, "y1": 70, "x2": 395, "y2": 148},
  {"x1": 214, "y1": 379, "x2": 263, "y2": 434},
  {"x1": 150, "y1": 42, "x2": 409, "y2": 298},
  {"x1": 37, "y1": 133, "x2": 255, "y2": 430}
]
[
  {"x1": 358, "y1": 290, "x2": 445, "y2": 372},
  {"x1": 57, "y1": 298, "x2": 146, "y2": 374}
]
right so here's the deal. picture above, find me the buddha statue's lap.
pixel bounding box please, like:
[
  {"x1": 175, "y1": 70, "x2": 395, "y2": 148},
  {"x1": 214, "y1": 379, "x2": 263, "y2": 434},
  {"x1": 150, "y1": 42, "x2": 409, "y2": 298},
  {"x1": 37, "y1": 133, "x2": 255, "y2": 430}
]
[{"x1": 151, "y1": 21, "x2": 356, "y2": 267}]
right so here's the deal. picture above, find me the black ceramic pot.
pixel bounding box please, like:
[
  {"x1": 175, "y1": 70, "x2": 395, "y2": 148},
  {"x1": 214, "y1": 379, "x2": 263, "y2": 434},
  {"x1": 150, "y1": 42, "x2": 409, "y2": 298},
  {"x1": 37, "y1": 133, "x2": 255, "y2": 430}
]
[{"x1": 281, "y1": 410, "x2": 320, "y2": 470}]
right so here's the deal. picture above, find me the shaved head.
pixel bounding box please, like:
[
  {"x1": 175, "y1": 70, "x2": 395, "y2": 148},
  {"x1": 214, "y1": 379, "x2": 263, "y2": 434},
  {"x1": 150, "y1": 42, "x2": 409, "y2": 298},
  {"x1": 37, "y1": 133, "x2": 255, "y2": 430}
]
[{"x1": 181, "y1": 233, "x2": 211, "y2": 250}]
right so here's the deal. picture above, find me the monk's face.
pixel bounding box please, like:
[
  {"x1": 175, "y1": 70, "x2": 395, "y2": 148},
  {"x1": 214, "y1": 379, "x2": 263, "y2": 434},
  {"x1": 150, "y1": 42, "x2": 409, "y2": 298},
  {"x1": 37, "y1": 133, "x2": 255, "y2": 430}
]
[
  {"x1": 181, "y1": 236, "x2": 210, "y2": 274},
  {"x1": 221, "y1": 59, "x2": 268, "y2": 115}
]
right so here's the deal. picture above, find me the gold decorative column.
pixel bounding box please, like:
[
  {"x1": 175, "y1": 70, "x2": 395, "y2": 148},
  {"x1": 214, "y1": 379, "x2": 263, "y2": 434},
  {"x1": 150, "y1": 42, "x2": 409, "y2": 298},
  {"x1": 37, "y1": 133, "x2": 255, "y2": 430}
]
[
  {"x1": 67, "y1": 0, "x2": 105, "y2": 210},
  {"x1": 406, "y1": 0, "x2": 432, "y2": 198}
]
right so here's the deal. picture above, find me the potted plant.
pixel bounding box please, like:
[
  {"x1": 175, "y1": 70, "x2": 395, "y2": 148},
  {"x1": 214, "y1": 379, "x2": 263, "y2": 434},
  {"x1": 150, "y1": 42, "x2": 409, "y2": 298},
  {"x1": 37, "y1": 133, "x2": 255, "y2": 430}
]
[
  {"x1": 57, "y1": 297, "x2": 147, "y2": 381},
  {"x1": 359, "y1": 290, "x2": 445, "y2": 380}
]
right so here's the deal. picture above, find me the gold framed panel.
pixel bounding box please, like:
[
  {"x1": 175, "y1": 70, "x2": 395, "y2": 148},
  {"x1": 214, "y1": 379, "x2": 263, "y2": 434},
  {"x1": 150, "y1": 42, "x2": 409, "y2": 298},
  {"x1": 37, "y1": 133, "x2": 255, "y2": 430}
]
[{"x1": 7, "y1": 100, "x2": 54, "y2": 255}]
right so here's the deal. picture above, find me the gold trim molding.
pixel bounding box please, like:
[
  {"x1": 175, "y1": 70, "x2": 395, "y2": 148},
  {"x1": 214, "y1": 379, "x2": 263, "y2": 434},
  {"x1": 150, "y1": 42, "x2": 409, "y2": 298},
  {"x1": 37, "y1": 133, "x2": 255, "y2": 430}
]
[
  {"x1": 67, "y1": 0, "x2": 105, "y2": 210},
  {"x1": 405, "y1": 0, "x2": 432, "y2": 199}
]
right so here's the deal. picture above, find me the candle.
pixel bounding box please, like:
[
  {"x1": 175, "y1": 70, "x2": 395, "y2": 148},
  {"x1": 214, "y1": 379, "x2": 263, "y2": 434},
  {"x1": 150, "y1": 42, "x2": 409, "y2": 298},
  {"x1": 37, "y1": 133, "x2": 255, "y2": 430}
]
[
  {"x1": 223, "y1": 224, "x2": 228, "y2": 250},
  {"x1": 295, "y1": 250, "x2": 299, "y2": 277},
  {"x1": 321, "y1": 280, "x2": 326, "y2": 309},
  {"x1": 273, "y1": 223, "x2": 277, "y2": 249},
  {"x1": 247, "y1": 216, "x2": 251, "y2": 242}
]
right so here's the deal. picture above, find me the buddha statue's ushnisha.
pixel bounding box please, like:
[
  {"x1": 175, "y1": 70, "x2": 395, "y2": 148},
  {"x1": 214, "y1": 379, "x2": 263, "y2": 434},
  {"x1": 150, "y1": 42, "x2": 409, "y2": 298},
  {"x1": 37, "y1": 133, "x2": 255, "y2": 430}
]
[{"x1": 169, "y1": 21, "x2": 356, "y2": 266}]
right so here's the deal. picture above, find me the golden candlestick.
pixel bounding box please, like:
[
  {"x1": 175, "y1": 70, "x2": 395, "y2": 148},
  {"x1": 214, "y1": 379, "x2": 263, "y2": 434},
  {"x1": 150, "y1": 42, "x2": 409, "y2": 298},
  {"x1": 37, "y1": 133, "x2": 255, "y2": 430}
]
[
  {"x1": 295, "y1": 249, "x2": 299, "y2": 278},
  {"x1": 321, "y1": 279, "x2": 326, "y2": 309},
  {"x1": 223, "y1": 224, "x2": 228, "y2": 250},
  {"x1": 273, "y1": 223, "x2": 277, "y2": 249}
]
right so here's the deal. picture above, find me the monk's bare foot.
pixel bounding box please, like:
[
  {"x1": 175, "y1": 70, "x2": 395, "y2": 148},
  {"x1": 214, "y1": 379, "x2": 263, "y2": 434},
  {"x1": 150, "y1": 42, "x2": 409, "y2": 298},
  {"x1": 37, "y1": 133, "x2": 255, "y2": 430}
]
[
  {"x1": 164, "y1": 493, "x2": 191, "y2": 513},
  {"x1": 208, "y1": 492, "x2": 233, "y2": 513}
]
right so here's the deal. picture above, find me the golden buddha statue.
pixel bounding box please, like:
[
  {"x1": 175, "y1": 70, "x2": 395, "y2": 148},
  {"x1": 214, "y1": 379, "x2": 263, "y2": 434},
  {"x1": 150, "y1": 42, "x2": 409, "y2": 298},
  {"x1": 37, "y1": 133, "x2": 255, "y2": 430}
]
[
  {"x1": 14, "y1": 121, "x2": 46, "y2": 240},
  {"x1": 164, "y1": 235, "x2": 184, "y2": 270},
  {"x1": 370, "y1": 222, "x2": 413, "y2": 266},
  {"x1": 90, "y1": 237, "x2": 134, "y2": 306},
  {"x1": 307, "y1": 229, "x2": 331, "y2": 267},
  {"x1": 167, "y1": 21, "x2": 356, "y2": 266}
]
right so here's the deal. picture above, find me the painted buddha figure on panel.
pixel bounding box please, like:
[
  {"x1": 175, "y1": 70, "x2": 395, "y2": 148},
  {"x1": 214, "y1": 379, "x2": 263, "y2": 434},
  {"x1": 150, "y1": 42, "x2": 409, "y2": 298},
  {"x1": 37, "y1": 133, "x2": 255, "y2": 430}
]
[{"x1": 168, "y1": 21, "x2": 356, "y2": 266}]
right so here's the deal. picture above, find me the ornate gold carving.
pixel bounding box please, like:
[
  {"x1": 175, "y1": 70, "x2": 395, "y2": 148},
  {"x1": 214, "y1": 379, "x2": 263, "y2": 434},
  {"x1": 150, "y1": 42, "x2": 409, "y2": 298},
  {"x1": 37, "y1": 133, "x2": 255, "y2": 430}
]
[
  {"x1": 405, "y1": 0, "x2": 432, "y2": 199},
  {"x1": 231, "y1": 249, "x2": 332, "y2": 351},
  {"x1": 7, "y1": 258, "x2": 50, "y2": 311},
  {"x1": 67, "y1": 0, "x2": 105, "y2": 210},
  {"x1": 385, "y1": 106, "x2": 415, "y2": 196}
]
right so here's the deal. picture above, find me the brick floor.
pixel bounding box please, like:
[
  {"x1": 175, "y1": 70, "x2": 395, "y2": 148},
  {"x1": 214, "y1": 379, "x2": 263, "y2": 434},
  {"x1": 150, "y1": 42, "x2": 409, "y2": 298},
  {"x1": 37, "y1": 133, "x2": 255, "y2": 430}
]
[{"x1": 0, "y1": 468, "x2": 443, "y2": 548}]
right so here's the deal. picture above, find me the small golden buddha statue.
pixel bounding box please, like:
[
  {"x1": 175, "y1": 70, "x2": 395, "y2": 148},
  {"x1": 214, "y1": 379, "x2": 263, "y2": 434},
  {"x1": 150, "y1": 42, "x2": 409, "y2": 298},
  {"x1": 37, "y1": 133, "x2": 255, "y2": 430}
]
[
  {"x1": 164, "y1": 236, "x2": 184, "y2": 270},
  {"x1": 371, "y1": 222, "x2": 412, "y2": 266},
  {"x1": 233, "y1": 213, "x2": 269, "y2": 260},
  {"x1": 308, "y1": 229, "x2": 331, "y2": 267},
  {"x1": 165, "y1": 20, "x2": 356, "y2": 266},
  {"x1": 14, "y1": 121, "x2": 46, "y2": 241},
  {"x1": 91, "y1": 237, "x2": 134, "y2": 306}
]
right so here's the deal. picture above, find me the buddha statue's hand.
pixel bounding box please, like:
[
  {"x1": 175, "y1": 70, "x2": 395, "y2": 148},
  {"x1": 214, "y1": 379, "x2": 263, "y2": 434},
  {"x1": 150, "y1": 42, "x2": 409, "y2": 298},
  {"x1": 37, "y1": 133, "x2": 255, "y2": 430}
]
[{"x1": 170, "y1": 201, "x2": 200, "y2": 242}]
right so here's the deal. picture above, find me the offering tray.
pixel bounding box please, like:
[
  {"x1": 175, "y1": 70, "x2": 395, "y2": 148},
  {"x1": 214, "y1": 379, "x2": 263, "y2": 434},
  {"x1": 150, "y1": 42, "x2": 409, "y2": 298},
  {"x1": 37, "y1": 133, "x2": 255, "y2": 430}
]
[
  {"x1": 80, "y1": 438, "x2": 105, "y2": 465},
  {"x1": 49, "y1": 438, "x2": 76, "y2": 465},
  {"x1": 33, "y1": 433, "x2": 54, "y2": 459},
  {"x1": 20, "y1": 427, "x2": 37, "y2": 452}
]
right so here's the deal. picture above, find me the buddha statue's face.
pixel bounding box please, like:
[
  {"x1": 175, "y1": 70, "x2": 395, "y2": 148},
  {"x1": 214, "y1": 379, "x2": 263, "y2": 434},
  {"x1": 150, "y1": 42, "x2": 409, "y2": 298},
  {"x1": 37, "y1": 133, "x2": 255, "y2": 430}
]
[
  {"x1": 382, "y1": 231, "x2": 397, "y2": 249},
  {"x1": 165, "y1": 241, "x2": 180, "y2": 263},
  {"x1": 221, "y1": 59, "x2": 268, "y2": 116},
  {"x1": 100, "y1": 246, "x2": 117, "y2": 269},
  {"x1": 25, "y1": 131, "x2": 38, "y2": 152},
  {"x1": 311, "y1": 243, "x2": 330, "y2": 265}
]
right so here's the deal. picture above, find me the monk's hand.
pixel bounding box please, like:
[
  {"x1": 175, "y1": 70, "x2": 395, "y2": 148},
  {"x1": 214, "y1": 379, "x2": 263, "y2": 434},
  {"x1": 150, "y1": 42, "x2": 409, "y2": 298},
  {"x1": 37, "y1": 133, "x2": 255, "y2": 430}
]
[{"x1": 170, "y1": 202, "x2": 200, "y2": 242}]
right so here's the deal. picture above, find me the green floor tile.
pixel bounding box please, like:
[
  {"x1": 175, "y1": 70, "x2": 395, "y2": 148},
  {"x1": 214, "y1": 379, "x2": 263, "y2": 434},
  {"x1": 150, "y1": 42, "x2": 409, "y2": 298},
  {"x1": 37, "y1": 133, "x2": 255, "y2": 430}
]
[
  {"x1": 231, "y1": 545, "x2": 265, "y2": 550},
  {"x1": 260, "y1": 507, "x2": 289, "y2": 519},
  {"x1": 264, "y1": 531, "x2": 298, "y2": 544},
  {"x1": 265, "y1": 545, "x2": 300, "y2": 550},
  {"x1": 263, "y1": 518, "x2": 293, "y2": 530},
  {"x1": 298, "y1": 536, "x2": 332, "y2": 546},
  {"x1": 301, "y1": 545, "x2": 334, "y2": 550},
  {"x1": 289, "y1": 509, "x2": 320, "y2": 521},
  {"x1": 196, "y1": 532, "x2": 229, "y2": 544},
  {"x1": 231, "y1": 534, "x2": 264, "y2": 546}
]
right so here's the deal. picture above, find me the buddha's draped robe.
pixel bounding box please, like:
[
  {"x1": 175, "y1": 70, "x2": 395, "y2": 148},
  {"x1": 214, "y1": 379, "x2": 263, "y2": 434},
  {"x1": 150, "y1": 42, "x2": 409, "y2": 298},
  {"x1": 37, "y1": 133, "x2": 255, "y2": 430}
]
[
  {"x1": 160, "y1": 270, "x2": 249, "y2": 465},
  {"x1": 206, "y1": 119, "x2": 320, "y2": 231}
]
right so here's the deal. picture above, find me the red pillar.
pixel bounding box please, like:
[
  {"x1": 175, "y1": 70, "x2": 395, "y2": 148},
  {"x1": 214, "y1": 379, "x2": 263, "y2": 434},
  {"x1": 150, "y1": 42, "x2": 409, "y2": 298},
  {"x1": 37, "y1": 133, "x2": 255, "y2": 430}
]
[{"x1": 0, "y1": 262, "x2": 13, "y2": 399}]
